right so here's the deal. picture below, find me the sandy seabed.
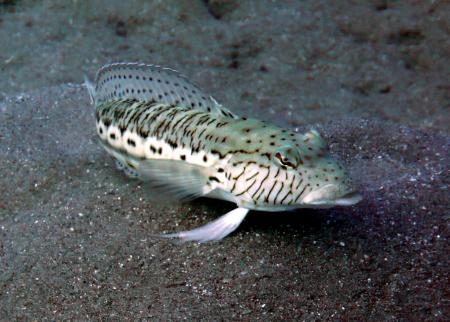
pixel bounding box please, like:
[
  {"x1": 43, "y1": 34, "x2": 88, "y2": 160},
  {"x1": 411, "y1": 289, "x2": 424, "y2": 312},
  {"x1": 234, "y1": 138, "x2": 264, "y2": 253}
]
[{"x1": 0, "y1": 1, "x2": 448, "y2": 320}]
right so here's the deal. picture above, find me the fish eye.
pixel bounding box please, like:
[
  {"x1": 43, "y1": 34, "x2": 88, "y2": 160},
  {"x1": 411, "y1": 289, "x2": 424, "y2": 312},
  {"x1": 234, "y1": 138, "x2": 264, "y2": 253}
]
[{"x1": 274, "y1": 146, "x2": 299, "y2": 168}]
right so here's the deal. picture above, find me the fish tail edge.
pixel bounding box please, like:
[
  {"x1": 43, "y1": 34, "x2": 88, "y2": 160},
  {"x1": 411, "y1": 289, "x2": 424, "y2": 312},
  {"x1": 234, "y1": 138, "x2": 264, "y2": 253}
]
[{"x1": 83, "y1": 74, "x2": 96, "y2": 105}]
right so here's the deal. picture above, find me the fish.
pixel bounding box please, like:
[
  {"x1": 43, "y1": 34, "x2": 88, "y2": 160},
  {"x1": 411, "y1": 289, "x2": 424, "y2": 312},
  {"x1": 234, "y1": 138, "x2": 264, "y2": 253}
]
[{"x1": 85, "y1": 62, "x2": 362, "y2": 243}]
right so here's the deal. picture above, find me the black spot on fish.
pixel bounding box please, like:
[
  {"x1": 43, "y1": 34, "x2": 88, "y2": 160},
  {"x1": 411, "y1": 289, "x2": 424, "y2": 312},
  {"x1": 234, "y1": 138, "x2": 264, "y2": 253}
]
[
  {"x1": 110, "y1": 133, "x2": 116, "y2": 139},
  {"x1": 138, "y1": 129, "x2": 149, "y2": 138},
  {"x1": 180, "y1": 155, "x2": 186, "y2": 160},
  {"x1": 211, "y1": 149, "x2": 226, "y2": 159},
  {"x1": 203, "y1": 155, "x2": 208, "y2": 162},
  {"x1": 150, "y1": 145, "x2": 156, "y2": 153},
  {"x1": 158, "y1": 147, "x2": 162, "y2": 154},
  {"x1": 127, "y1": 139, "x2": 136, "y2": 147},
  {"x1": 209, "y1": 176, "x2": 220, "y2": 183}
]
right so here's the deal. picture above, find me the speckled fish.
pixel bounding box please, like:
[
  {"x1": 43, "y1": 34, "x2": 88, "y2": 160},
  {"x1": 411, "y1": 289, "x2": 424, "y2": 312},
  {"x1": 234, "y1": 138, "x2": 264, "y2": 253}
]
[{"x1": 85, "y1": 62, "x2": 362, "y2": 243}]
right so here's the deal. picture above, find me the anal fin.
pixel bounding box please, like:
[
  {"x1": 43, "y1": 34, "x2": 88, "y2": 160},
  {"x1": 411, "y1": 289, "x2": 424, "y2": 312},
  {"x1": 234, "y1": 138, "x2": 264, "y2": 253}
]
[{"x1": 115, "y1": 159, "x2": 139, "y2": 178}]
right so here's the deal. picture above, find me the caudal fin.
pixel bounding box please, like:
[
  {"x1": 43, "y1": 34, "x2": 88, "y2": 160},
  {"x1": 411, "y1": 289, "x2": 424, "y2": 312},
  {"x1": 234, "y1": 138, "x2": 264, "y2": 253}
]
[{"x1": 83, "y1": 74, "x2": 96, "y2": 105}]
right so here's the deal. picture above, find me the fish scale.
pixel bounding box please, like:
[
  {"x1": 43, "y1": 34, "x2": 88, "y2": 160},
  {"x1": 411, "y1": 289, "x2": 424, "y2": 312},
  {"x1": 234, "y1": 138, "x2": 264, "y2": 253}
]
[{"x1": 86, "y1": 62, "x2": 362, "y2": 243}]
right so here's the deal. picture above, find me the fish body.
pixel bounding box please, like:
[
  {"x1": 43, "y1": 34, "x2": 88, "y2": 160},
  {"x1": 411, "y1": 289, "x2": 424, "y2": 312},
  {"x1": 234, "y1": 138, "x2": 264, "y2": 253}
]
[{"x1": 87, "y1": 62, "x2": 361, "y2": 242}]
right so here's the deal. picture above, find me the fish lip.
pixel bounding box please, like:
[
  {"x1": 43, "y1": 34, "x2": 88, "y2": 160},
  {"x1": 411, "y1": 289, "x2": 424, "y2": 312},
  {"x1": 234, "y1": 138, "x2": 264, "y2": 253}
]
[
  {"x1": 304, "y1": 190, "x2": 363, "y2": 206},
  {"x1": 332, "y1": 191, "x2": 363, "y2": 206}
]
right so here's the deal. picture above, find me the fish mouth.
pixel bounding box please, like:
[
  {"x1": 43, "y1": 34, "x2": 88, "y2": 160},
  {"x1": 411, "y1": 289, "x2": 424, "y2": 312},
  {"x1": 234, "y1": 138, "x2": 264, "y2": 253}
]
[
  {"x1": 302, "y1": 186, "x2": 362, "y2": 206},
  {"x1": 330, "y1": 191, "x2": 363, "y2": 206}
]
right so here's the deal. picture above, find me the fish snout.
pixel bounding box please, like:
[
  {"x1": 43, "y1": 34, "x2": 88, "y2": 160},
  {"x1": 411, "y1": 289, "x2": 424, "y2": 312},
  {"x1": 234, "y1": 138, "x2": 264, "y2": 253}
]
[{"x1": 302, "y1": 184, "x2": 362, "y2": 206}]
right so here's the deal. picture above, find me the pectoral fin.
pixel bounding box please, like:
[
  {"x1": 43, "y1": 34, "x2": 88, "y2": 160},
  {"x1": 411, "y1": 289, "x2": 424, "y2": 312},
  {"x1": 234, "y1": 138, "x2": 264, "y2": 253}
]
[
  {"x1": 99, "y1": 140, "x2": 210, "y2": 201},
  {"x1": 135, "y1": 158, "x2": 211, "y2": 201},
  {"x1": 161, "y1": 207, "x2": 249, "y2": 243}
]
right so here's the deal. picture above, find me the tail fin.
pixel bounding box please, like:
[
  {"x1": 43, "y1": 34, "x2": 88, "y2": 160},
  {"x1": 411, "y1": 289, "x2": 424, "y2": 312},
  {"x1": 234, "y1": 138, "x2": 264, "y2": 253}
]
[{"x1": 83, "y1": 74, "x2": 96, "y2": 105}]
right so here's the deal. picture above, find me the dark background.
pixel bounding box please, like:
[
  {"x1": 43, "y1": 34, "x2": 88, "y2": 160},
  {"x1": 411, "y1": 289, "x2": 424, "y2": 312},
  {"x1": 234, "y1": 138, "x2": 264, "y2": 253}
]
[{"x1": 0, "y1": 0, "x2": 448, "y2": 320}]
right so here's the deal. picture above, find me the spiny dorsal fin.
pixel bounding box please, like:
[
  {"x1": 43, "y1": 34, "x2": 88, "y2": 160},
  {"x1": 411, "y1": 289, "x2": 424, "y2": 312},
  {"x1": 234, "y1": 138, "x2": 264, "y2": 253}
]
[{"x1": 94, "y1": 62, "x2": 237, "y2": 118}]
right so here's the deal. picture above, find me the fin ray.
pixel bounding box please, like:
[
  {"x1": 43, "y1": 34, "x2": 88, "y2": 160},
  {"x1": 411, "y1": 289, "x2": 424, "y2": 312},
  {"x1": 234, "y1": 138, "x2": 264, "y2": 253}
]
[
  {"x1": 94, "y1": 62, "x2": 237, "y2": 118},
  {"x1": 83, "y1": 74, "x2": 95, "y2": 104},
  {"x1": 135, "y1": 159, "x2": 210, "y2": 201},
  {"x1": 99, "y1": 140, "x2": 210, "y2": 201}
]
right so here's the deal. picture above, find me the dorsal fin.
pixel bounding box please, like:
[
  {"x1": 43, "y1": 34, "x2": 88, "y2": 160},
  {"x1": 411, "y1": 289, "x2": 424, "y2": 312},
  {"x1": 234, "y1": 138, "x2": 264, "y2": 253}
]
[{"x1": 94, "y1": 62, "x2": 237, "y2": 118}]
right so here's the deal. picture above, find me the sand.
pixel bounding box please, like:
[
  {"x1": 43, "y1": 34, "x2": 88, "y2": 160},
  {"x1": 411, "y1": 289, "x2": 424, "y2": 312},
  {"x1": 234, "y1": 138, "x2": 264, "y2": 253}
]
[{"x1": 0, "y1": 0, "x2": 448, "y2": 320}]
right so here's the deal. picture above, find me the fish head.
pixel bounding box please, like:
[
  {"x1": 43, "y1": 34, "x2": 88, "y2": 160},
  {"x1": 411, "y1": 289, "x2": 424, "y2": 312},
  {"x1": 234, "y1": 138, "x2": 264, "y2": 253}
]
[
  {"x1": 289, "y1": 129, "x2": 361, "y2": 207},
  {"x1": 227, "y1": 128, "x2": 361, "y2": 210}
]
